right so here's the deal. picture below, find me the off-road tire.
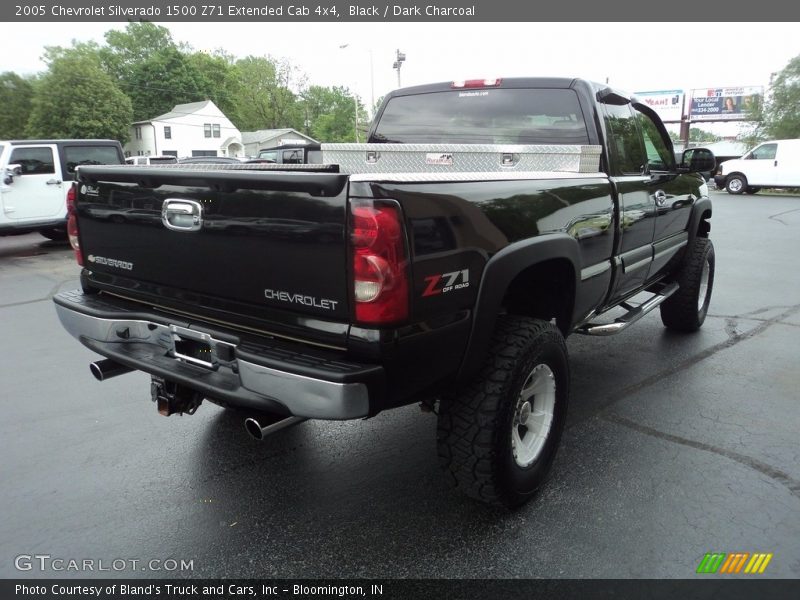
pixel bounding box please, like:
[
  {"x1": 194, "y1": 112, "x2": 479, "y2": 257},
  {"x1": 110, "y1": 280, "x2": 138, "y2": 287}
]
[
  {"x1": 437, "y1": 316, "x2": 569, "y2": 507},
  {"x1": 660, "y1": 237, "x2": 715, "y2": 332},
  {"x1": 725, "y1": 174, "x2": 747, "y2": 194}
]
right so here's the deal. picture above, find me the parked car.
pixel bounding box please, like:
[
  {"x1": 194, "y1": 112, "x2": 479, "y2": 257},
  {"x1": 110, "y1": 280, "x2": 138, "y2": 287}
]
[
  {"x1": 714, "y1": 139, "x2": 800, "y2": 194},
  {"x1": 125, "y1": 155, "x2": 178, "y2": 166},
  {"x1": 178, "y1": 156, "x2": 242, "y2": 165},
  {"x1": 253, "y1": 144, "x2": 322, "y2": 164},
  {"x1": 1, "y1": 139, "x2": 124, "y2": 240}
]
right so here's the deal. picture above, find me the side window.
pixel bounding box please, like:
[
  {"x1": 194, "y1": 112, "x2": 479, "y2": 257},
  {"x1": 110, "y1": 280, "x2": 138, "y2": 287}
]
[
  {"x1": 9, "y1": 147, "x2": 55, "y2": 175},
  {"x1": 63, "y1": 146, "x2": 122, "y2": 174},
  {"x1": 751, "y1": 144, "x2": 777, "y2": 160},
  {"x1": 602, "y1": 104, "x2": 646, "y2": 175},
  {"x1": 634, "y1": 108, "x2": 673, "y2": 171}
]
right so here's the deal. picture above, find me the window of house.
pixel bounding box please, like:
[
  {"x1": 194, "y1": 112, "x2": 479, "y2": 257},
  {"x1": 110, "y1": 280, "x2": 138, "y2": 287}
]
[
  {"x1": 212, "y1": 124, "x2": 220, "y2": 138},
  {"x1": 134, "y1": 126, "x2": 142, "y2": 140},
  {"x1": 204, "y1": 124, "x2": 212, "y2": 138},
  {"x1": 192, "y1": 150, "x2": 218, "y2": 157},
  {"x1": 164, "y1": 126, "x2": 171, "y2": 139}
]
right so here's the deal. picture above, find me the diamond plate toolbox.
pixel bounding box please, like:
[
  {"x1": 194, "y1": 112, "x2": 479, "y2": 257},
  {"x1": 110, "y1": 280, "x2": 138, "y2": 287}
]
[{"x1": 321, "y1": 143, "x2": 602, "y2": 175}]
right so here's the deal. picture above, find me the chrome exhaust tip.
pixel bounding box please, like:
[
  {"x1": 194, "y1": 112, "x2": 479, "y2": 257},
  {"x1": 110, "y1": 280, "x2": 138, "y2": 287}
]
[
  {"x1": 244, "y1": 415, "x2": 306, "y2": 441},
  {"x1": 90, "y1": 359, "x2": 133, "y2": 381}
]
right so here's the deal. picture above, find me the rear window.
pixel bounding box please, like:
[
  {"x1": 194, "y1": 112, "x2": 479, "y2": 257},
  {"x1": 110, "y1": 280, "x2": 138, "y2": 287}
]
[
  {"x1": 373, "y1": 88, "x2": 590, "y2": 145},
  {"x1": 63, "y1": 145, "x2": 122, "y2": 174}
]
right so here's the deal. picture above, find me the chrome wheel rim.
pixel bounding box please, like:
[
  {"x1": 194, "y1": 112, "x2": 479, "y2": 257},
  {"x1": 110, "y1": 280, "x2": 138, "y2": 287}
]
[
  {"x1": 511, "y1": 364, "x2": 556, "y2": 468},
  {"x1": 729, "y1": 178, "x2": 743, "y2": 193},
  {"x1": 698, "y1": 258, "x2": 710, "y2": 312}
]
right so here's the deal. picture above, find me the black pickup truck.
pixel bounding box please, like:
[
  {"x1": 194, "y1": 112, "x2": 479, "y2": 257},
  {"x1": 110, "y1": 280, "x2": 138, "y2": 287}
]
[{"x1": 54, "y1": 78, "x2": 715, "y2": 507}]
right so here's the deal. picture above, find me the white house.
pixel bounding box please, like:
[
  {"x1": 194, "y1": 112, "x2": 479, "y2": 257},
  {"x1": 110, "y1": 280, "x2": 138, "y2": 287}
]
[
  {"x1": 124, "y1": 100, "x2": 244, "y2": 159},
  {"x1": 241, "y1": 129, "x2": 318, "y2": 157}
]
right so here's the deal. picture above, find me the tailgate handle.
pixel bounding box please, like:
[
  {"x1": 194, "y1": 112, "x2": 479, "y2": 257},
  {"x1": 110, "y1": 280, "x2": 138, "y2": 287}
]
[{"x1": 162, "y1": 199, "x2": 202, "y2": 232}]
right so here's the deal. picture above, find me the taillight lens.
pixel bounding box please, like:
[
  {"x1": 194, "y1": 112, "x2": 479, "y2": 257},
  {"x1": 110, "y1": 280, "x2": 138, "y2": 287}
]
[
  {"x1": 66, "y1": 184, "x2": 83, "y2": 266},
  {"x1": 350, "y1": 200, "x2": 409, "y2": 324},
  {"x1": 451, "y1": 78, "x2": 502, "y2": 89}
]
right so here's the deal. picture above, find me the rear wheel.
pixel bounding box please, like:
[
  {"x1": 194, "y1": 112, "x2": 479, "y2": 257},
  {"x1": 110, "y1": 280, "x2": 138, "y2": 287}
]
[
  {"x1": 437, "y1": 316, "x2": 569, "y2": 507},
  {"x1": 660, "y1": 237, "x2": 715, "y2": 332},
  {"x1": 725, "y1": 174, "x2": 747, "y2": 194},
  {"x1": 745, "y1": 186, "x2": 761, "y2": 194}
]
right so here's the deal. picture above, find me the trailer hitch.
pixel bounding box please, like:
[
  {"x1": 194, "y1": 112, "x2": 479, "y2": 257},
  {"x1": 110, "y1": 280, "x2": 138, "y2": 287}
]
[{"x1": 150, "y1": 377, "x2": 203, "y2": 416}]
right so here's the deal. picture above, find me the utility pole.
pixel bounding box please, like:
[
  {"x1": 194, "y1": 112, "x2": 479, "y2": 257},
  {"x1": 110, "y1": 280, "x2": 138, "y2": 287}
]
[{"x1": 393, "y1": 49, "x2": 406, "y2": 88}]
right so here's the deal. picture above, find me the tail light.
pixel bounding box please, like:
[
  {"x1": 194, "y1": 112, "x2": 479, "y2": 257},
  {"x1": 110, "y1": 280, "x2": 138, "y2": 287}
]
[
  {"x1": 451, "y1": 78, "x2": 502, "y2": 89},
  {"x1": 350, "y1": 200, "x2": 409, "y2": 324},
  {"x1": 66, "y1": 183, "x2": 83, "y2": 266}
]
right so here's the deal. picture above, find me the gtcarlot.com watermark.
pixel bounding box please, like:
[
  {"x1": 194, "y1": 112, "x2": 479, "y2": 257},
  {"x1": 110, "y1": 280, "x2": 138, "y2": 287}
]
[{"x1": 15, "y1": 554, "x2": 194, "y2": 573}]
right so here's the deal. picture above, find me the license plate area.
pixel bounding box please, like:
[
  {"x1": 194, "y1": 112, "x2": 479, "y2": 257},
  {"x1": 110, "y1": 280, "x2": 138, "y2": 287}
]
[{"x1": 168, "y1": 325, "x2": 234, "y2": 371}]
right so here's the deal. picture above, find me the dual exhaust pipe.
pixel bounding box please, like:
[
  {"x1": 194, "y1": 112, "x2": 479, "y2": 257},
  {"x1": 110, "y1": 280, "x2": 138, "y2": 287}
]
[
  {"x1": 89, "y1": 359, "x2": 305, "y2": 440},
  {"x1": 90, "y1": 358, "x2": 133, "y2": 381}
]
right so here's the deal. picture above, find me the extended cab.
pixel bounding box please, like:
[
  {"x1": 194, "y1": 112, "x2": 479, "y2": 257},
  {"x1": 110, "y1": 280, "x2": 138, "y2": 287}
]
[
  {"x1": 53, "y1": 78, "x2": 715, "y2": 506},
  {"x1": 1, "y1": 139, "x2": 124, "y2": 240}
]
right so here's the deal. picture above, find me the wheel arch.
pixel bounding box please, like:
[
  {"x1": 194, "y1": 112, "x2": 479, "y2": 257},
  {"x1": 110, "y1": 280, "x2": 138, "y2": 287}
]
[{"x1": 456, "y1": 234, "x2": 580, "y2": 383}]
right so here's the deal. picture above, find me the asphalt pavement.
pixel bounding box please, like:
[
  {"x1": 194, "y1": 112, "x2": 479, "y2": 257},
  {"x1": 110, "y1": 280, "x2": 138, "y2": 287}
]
[{"x1": 1, "y1": 190, "x2": 798, "y2": 579}]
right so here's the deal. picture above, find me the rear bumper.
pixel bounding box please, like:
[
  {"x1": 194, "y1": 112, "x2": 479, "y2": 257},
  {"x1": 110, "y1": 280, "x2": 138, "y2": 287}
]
[{"x1": 53, "y1": 290, "x2": 383, "y2": 420}]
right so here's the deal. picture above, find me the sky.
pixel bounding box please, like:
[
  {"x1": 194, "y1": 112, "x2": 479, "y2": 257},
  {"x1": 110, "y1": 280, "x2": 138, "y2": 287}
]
[{"x1": 1, "y1": 22, "x2": 798, "y2": 136}]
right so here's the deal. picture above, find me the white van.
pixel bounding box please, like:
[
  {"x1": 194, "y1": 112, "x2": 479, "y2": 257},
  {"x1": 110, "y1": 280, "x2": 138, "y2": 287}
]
[
  {"x1": 714, "y1": 139, "x2": 800, "y2": 194},
  {"x1": 1, "y1": 139, "x2": 124, "y2": 240}
]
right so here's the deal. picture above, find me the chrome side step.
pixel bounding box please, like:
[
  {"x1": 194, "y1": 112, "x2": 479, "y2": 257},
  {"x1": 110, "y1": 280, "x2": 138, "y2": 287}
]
[{"x1": 576, "y1": 282, "x2": 679, "y2": 336}]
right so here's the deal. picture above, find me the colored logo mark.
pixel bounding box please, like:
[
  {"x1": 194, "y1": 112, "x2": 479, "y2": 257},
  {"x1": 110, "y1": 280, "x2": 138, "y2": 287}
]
[{"x1": 697, "y1": 552, "x2": 773, "y2": 574}]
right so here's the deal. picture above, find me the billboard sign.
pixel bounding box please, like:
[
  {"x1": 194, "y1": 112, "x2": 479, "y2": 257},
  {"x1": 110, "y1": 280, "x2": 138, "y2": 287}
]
[
  {"x1": 689, "y1": 86, "x2": 763, "y2": 121},
  {"x1": 634, "y1": 90, "x2": 684, "y2": 122}
]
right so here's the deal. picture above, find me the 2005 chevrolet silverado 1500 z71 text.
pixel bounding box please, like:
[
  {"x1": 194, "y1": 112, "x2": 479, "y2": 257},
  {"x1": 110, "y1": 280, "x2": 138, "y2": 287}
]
[{"x1": 54, "y1": 78, "x2": 716, "y2": 507}]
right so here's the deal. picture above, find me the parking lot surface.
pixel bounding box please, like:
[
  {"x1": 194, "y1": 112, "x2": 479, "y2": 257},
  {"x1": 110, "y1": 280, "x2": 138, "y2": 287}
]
[{"x1": 1, "y1": 191, "x2": 798, "y2": 578}]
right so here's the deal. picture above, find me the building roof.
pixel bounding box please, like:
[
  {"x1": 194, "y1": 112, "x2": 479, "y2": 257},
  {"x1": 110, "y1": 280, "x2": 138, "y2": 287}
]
[
  {"x1": 241, "y1": 129, "x2": 317, "y2": 145},
  {"x1": 133, "y1": 100, "x2": 216, "y2": 124}
]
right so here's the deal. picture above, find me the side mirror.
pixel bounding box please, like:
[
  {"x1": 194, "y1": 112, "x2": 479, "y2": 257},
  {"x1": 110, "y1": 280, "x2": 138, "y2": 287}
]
[
  {"x1": 680, "y1": 149, "x2": 715, "y2": 174},
  {"x1": 3, "y1": 164, "x2": 22, "y2": 185}
]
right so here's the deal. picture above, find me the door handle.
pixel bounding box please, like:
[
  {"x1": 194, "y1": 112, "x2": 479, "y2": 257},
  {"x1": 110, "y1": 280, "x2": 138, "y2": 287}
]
[
  {"x1": 161, "y1": 199, "x2": 203, "y2": 232},
  {"x1": 46, "y1": 179, "x2": 62, "y2": 185},
  {"x1": 654, "y1": 190, "x2": 667, "y2": 206},
  {"x1": 774, "y1": 160, "x2": 778, "y2": 167}
]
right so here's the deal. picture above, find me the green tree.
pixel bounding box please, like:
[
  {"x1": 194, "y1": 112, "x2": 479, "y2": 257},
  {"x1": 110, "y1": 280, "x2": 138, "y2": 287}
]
[
  {"x1": 232, "y1": 56, "x2": 304, "y2": 131},
  {"x1": 300, "y1": 85, "x2": 368, "y2": 142},
  {"x1": 101, "y1": 22, "x2": 176, "y2": 83},
  {"x1": 0, "y1": 72, "x2": 35, "y2": 138},
  {"x1": 760, "y1": 55, "x2": 800, "y2": 139},
  {"x1": 185, "y1": 51, "x2": 239, "y2": 121},
  {"x1": 125, "y1": 47, "x2": 208, "y2": 121},
  {"x1": 26, "y1": 54, "x2": 132, "y2": 142},
  {"x1": 688, "y1": 128, "x2": 720, "y2": 143}
]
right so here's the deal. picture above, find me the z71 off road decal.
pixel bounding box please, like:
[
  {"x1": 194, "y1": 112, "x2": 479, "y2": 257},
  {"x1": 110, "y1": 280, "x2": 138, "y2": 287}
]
[{"x1": 422, "y1": 269, "x2": 470, "y2": 297}]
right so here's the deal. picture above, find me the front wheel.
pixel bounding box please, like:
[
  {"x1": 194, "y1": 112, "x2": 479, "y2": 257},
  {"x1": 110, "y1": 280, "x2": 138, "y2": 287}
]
[
  {"x1": 437, "y1": 316, "x2": 569, "y2": 507},
  {"x1": 725, "y1": 174, "x2": 747, "y2": 194},
  {"x1": 660, "y1": 237, "x2": 715, "y2": 332}
]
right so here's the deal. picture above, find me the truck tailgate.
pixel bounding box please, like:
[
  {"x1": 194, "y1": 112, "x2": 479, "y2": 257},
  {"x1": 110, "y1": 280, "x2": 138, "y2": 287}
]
[{"x1": 75, "y1": 166, "x2": 351, "y2": 322}]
